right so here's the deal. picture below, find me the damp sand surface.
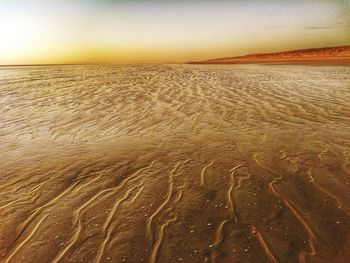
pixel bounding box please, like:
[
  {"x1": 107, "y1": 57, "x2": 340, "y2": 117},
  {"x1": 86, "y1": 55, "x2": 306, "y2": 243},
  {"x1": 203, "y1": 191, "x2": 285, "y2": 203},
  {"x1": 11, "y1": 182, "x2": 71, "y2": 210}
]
[{"x1": 0, "y1": 64, "x2": 350, "y2": 263}]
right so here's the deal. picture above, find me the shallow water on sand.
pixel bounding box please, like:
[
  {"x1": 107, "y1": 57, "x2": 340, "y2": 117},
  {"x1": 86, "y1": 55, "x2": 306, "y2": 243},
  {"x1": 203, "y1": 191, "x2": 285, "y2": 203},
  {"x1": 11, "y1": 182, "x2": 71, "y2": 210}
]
[{"x1": 0, "y1": 64, "x2": 350, "y2": 263}]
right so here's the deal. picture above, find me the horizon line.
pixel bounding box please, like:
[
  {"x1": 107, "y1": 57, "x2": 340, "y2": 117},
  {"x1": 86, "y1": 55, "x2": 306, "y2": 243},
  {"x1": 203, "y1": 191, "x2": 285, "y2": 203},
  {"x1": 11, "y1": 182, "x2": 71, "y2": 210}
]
[{"x1": 1, "y1": 44, "x2": 349, "y2": 67}]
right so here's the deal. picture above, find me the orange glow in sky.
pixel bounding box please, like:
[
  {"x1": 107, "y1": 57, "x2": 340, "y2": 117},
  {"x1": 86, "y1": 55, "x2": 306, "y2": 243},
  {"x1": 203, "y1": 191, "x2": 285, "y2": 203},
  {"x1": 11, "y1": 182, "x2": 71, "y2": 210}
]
[{"x1": 0, "y1": 0, "x2": 349, "y2": 64}]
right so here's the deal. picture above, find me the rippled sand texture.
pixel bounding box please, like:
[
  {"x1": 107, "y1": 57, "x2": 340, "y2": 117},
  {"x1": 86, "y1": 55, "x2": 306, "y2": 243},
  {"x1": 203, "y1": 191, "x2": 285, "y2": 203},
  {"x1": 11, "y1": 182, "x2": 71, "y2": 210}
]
[{"x1": 0, "y1": 64, "x2": 350, "y2": 263}]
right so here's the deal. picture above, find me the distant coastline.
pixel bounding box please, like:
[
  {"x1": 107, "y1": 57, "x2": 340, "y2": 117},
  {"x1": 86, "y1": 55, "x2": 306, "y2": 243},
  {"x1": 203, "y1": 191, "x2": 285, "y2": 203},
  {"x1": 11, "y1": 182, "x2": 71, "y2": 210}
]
[
  {"x1": 1, "y1": 46, "x2": 349, "y2": 67},
  {"x1": 189, "y1": 45, "x2": 350, "y2": 65}
]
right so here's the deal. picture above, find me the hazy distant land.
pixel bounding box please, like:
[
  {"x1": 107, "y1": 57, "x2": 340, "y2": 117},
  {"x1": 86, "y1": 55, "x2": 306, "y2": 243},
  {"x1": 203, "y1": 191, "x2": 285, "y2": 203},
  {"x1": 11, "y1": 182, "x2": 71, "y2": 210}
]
[
  {"x1": 190, "y1": 46, "x2": 350, "y2": 65},
  {"x1": 0, "y1": 64, "x2": 350, "y2": 263}
]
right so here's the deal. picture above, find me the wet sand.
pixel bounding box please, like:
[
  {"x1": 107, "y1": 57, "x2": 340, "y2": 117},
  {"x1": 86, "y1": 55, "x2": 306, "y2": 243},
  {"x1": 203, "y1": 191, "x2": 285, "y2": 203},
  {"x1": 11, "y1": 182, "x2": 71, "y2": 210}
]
[{"x1": 0, "y1": 64, "x2": 349, "y2": 263}]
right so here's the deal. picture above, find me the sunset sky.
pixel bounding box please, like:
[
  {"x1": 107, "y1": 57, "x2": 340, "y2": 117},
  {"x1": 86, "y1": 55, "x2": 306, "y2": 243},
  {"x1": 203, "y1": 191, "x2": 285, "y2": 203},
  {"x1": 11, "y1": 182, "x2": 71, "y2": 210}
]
[{"x1": 0, "y1": 0, "x2": 349, "y2": 64}]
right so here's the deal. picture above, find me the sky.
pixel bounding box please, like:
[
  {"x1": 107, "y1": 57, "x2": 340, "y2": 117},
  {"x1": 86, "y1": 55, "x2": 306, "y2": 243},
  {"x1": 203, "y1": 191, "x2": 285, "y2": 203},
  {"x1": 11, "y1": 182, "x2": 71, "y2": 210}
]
[{"x1": 0, "y1": 0, "x2": 349, "y2": 64}]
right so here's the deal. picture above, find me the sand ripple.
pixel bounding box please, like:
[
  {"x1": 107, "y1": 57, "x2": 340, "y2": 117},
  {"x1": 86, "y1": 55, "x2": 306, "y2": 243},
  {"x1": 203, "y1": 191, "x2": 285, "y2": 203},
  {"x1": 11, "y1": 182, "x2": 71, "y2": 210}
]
[{"x1": 0, "y1": 64, "x2": 350, "y2": 262}]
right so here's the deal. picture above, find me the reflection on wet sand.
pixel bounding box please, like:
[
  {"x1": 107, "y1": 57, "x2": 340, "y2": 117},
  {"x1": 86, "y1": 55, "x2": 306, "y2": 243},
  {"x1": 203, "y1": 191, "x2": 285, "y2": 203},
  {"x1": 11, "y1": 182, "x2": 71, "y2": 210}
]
[{"x1": 0, "y1": 64, "x2": 349, "y2": 263}]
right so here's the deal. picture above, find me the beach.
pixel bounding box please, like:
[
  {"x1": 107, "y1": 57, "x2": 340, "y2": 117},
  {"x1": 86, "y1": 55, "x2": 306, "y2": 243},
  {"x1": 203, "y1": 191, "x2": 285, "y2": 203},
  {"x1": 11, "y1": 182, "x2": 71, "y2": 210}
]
[{"x1": 0, "y1": 64, "x2": 350, "y2": 263}]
